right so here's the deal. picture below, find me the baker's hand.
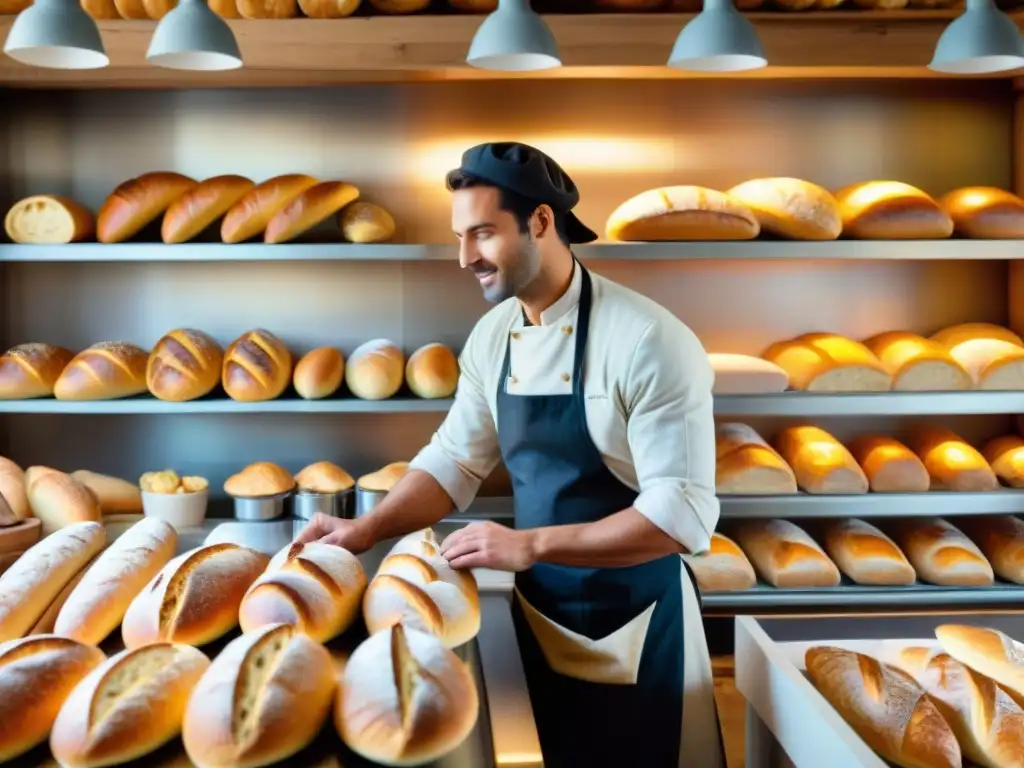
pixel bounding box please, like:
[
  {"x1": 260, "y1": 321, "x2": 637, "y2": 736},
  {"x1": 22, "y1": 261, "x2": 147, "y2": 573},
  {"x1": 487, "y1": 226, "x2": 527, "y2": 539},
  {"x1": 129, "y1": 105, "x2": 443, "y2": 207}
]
[
  {"x1": 293, "y1": 513, "x2": 374, "y2": 553},
  {"x1": 440, "y1": 522, "x2": 537, "y2": 572}
]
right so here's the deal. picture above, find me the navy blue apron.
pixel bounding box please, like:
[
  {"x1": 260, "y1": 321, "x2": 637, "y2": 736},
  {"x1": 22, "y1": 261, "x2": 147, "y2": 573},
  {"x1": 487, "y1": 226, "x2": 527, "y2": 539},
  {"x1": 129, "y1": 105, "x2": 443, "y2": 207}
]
[{"x1": 497, "y1": 263, "x2": 715, "y2": 768}]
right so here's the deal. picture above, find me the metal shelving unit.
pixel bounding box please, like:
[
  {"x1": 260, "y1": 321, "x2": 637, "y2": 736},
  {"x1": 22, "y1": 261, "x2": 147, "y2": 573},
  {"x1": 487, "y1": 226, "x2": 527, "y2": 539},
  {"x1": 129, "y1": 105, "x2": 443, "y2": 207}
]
[
  {"x1": 719, "y1": 491, "x2": 1024, "y2": 518},
  {"x1": 701, "y1": 581, "x2": 1024, "y2": 609}
]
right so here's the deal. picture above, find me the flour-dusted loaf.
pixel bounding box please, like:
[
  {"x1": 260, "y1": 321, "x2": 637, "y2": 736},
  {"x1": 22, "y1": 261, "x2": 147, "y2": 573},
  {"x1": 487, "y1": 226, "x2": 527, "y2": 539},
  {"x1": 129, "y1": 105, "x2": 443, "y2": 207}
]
[
  {"x1": 182, "y1": 623, "x2": 336, "y2": 768},
  {"x1": 335, "y1": 624, "x2": 479, "y2": 767},
  {"x1": 982, "y1": 435, "x2": 1024, "y2": 488},
  {"x1": 220, "y1": 174, "x2": 319, "y2": 244},
  {"x1": 708, "y1": 353, "x2": 789, "y2": 395},
  {"x1": 956, "y1": 515, "x2": 1024, "y2": 585},
  {"x1": 762, "y1": 333, "x2": 892, "y2": 392},
  {"x1": 264, "y1": 181, "x2": 360, "y2": 244},
  {"x1": 939, "y1": 186, "x2": 1024, "y2": 239},
  {"x1": 161, "y1": 175, "x2": 256, "y2": 244},
  {"x1": 363, "y1": 528, "x2": 481, "y2": 648},
  {"x1": 804, "y1": 646, "x2": 961, "y2": 768},
  {"x1": 0, "y1": 456, "x2": 28, "y2": 523},
  {"x1": 725, "y1": 177, "x2": 842, "y2": 240},
  {"x1": 27, "y1": 469, "x2": 102, "y2": 535},
  {"x1": 863, "y1": 331, "x2": 972, "y2": 391},
  {"x1": 0, "y1": 342, "x2": 74, "y2": 400},
  {"x1": 729, "y1": 519, "x2": 841, "y2": 588},
  {"x1": 846, "y1": 435, "x2": 931, "y2": 493},
  {"x1": 774, "y1": 424, "x2": 869, "y2": 494},
  {"x1": 715, "y1": 422, "x2": 797, "y2": 495},
  {"x1": 28, "y1": 554, "x2": 99, "y2": 635},
  {"x1": 820, "y1": 518, "x2": 916, "y2": 586},
  {"x1": 121, "y1": 543, "x2": 269, "y2": 649},
  {"x1": 339, "y1": 201, "x2": 396, "y2": 243},
  {"x1": 906, "y1": 424, "x2": 998, "y2": 491},
  {"x1": 605, "y1": 186, "x2": 760, "y2": 241},
  {"x1": 889, "y1": 517, "x2": 994, "y2": 586},
  {"x1": 4, "y1": 195, "x2": 95, "y2": 244},
  {"x1": 54, "y1": 342, "x2": 149, "y2": 401},
  {"x1": 936, "y1": 625, "x2": 1024, "y2": 707},
  {"x1": 292, "y1": 346, "x2": 344, "y2": 400},
  {"x1": 222, "y1": 329, "x2": 292, "y2": 402},
  {"x1": 69, "y1": 470, "x2": 142, "y2": 515},
  {"x1": 406, "y1": 343, "x2": 459, "y2": 399},
  {"x1": 833, "y1": 181, "x2": 954, "y2": 240},
  {"x1": 49, "y1": 643, "x2": 210, "y2": 768},
  {"x1": 97, "y1": 172, "x2": 199, "y2": 243},
  {"x1": 147, "y1": 328, "x2": 224, "y2": 402},
  {"x1": 930, "y1": 323, "x2": 1024, "y2": 390},
  {"x1": 347, "y1": 339, "x2": 405, "y2": 400},
  {"x1": 681, "y1": 532, "x2": 757, "y2": 592}
]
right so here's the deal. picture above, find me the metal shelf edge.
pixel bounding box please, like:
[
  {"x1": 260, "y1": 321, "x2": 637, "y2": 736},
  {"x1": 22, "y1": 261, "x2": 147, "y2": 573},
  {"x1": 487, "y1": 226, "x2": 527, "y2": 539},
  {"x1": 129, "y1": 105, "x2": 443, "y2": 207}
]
[
  {"x1": 702, "y1": 583, "x2": 1024, "y2": 609},
  {"x1": 719, "y1": 491, "x2": 1024, "y2": 517},
  {"x1": 0, "y1": 397, "x2": 455, "y2": 414}
]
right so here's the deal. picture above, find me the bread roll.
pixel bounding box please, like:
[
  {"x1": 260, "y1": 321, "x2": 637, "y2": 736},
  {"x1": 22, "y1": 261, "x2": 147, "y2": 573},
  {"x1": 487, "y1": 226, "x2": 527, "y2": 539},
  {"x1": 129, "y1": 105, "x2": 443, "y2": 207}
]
[
  {"x1": 27, "y1": 470, "x2": 102, "y2": 536},
  {"x1": 113, "y1": 0, "x2": 147, "y2": 18},
  {"x1": 728, "y1": 519, "x2": 841, "y2": 588},
  {"x1": 846, "y1": 435, "x2": 931, "y2": 493},
  {"x1": 0, "y1": 457, "x2": 28, "y2": 523},
  {"x1": 715, "y1": 422, "x2": 798, "y2": 495},
  {"x1": 237, "y1": 0, "x2": 297, "y2": 17},
  {"x1": 863, "y1": 331, "x2": 972, "y2": 392},
  {"x1": 54, "y1": 342, "x2": 149, "y2": 401},
  {"x1": 346, "y1": 339, "x2": 404, "y2": 400},
  {"x1": 264, "y1": 181, "x2": 360, "y2": 244},
  {"x1": 81, "y1": 0, "x2": 121, "y2": 17},
  {"x1": 69, "y1": 470, "x2": 142, "y2": 514},
  {"x1": 224, "y1": 461, "x2": 295, "y2": 498},
  {"x1": 97, "y1": 173, "x2": 198, "y2": 243},
  {"x1": 239, "y1": 541, "x2": 367, "y2": 642},
  {"x1": 762, "y1": 333, "x2": 892, "y2": 392},
  {"x1": 358, "y1": 461, "x2": 408, "y2": 492},
  {"x1": 939, "y1": 186, "x2": 1024, "y2": 239},
  {"x1": 936, "y1": 625, "x2": 1024, "y2": 706},
  {"x1": 804, "y1": 646, "x2": 961, "y2": 768},
  {"x1": 143, "y1": 0, "x2": 177, "y2": 17},
  {"x1": 0, "y1": 342, "x2": 74, "y2": 400},
  {"x1": 932, "y1": 323, "x2": 1024, "y2": 349},
  {"x1": 208, "y1": 0, "x2": 240, "y2": 15},
  {"x1": 605, "y1": 186, "x2": 760, "y2": 241},
  {"x1": 681, "y1": 533, "x2": 757, "y2": 592},
  {"x1": 363, "y1": 528, "x2": 481, "y2": 648},
  {"x1": 222, "y1": 329, "x2": 292, "y2": 402},
  {"x1": 336, "y1": 624, "x2": 479, "y2": 766},
  {"x1": 294, "y1": 461, "x2": 354, "y2": 493},
  {"x1": 406, "y1": 343, "x2": 459, "y2": 399},
  {"x1": 725, "y1": 178, "x2": 842, "y2": 241},
  {"x1": 182, "y1": 623, "x2": 336, "y2": 768},
  {"x1": 298, "y1": 0, "x2": 360, "y2": 16},
  {"x1": 339, "y1": 201, "x2": 396, "y2": 243},
  {"x1": 221, "y1": 174, "x2": 319, "y2": 244},
  {"x1": 50, "y1": 643, "x2": 210, "y2": 768},
  {"x1": 931, "y1": 323, "x2": 1024, "y2": 390},
  {"x1": 906, "y1": 424, "x2": 998, "y2": 491},
  {"x1": 121, "y1": 543, "x2": 269, "y2": 649},
  {"x1": 0, "y1": 636, "x2": 106, "y2": 761},
  {"x1": 293, "y1": 346, "x2": 344, "y2": 400},
  {"x1": 147, "y1": 328, "x2": 224, "y2": 402},
  {"x1": 820, "y1": 518, "x2": 916, "y2": 586},
  {"x1": 161, "y1": 175, "x2": 255, "y2": 244},
  {"x1": 982, "y1": 434, "x2": 1024, "y2": 488},
  {"x1": 708, "y1": 353, "x2": 789, "y2": 394},
  {"x1": 833, "y1": 181, "x2": 954, "y2": 239},
  {"x1": 890, "y1": 518, "x2": 994, "y2": 586},
  {"x1": 4, "y1": 195, "x2": 95, "y2": 244},
  {"x1": 773, "y1": 424, "x2": 869, "y2": 494},
  {"x1": 955, "y1": 515, "x2": 1024, "y2": 584}
]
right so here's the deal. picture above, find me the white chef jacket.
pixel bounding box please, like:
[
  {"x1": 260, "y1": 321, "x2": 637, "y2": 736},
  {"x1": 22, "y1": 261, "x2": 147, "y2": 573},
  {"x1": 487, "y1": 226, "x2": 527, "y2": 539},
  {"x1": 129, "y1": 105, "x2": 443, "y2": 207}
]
[{"x1": 409, "y1": 260, "x2": 719, "y2": 557}]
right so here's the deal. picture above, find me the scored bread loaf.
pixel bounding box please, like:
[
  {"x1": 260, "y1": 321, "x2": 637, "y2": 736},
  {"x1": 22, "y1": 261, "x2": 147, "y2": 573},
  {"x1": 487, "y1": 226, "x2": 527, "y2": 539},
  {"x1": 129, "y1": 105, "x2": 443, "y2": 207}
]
[
  {"x1": 222, "y1": 329, "x2": 292, "y2": 402},
  {"x1": 335, "y1": 623, "x2": 479, "y2": 767},
  {"x1": 182, "y1": 623, "x2": 336, "y2": 768},
  {"x1": 406, "y1": 343, "x2": 459, "y2": 399},
  {"x1": 264, "y1": 181, "x2": 360, "y2": 244},
  {"x1": 889, "y1": 517, "x2": 994, "y2": 586},
  {"x1": 54, "y1": 517, "x2": 177, "y2": 645},
  {"x1": 939, "y1": 186, "x2": 1024, "y2": 239},
  {"x1": 224, "y1": 461, "x2": 295, "y2": 498},
  {"x1": 936, "y1": 625, "x2": 1024, "y2": 707},
  {"x1": 955, "y1": 515, "x2": 1024, "y2": 584},
  {"x1": 293, "y1": 346, "x2": 344, "y2": 400},
  {"x1": 97, "y1": 172, "x2": 198, "y2": 243},
  {"x1": 820, "y1": 518, "x2": 916, "y2": 586},
  {"x1": 930, "y1": 323, "x2": 1024, "y2": 390},
  {"x1": 833, "y1": 181, "x2": 954, "y2": 239},
  {"x1": 363, "y1": 528, "x2": 481, "y2": 648},
  {"x1": 4, "y1": 195, "x2": 95, "y2": 244},
  {"x1": 161, "y1": 175, "x2": 256, "y2": 244},
  {"x1": 49, "y1": 643, "x2": 211, "y2": 768},
  {"x1": 69, "y1": 470, "x2": 142, "y2": 514},
  {"x1": 605, "y1": 186, "x2": 760, "y2": 241},
  {"x1": 681, "y1": 532, "x2": 757, "y2": 592},
  {"x1": 762, "y1": 332, "x2": 891, "y2": 392},
  {"x1": 714, "y1": 422, "x2": 797, "y2": 495},
  {"x1": 294, "y1": 461, "x2": 354, "y2": 493},
  {"x1": 339, "y1": 201, "x2": 396, "y2": 243},
  {"x1": 862, "y1": 331, "x2": 972, "y2": 391},
  {"x1": 906, "y1": 424, "x2": 998, "y2": 491},
  {"x1": 982, "y1": 434, "x2": 1024, "y2": 488},
  {"x1": 121, "y1": 543, "x2": 270, "y2": 649},
  {"x1": 0, "y1": 636, "x2": 106, "y2": 761},
  {"x1": 708, "y1": 353, "x2": 789, "y2": 394},
  {"x1": 846, "y1": 435, "x2": 930, "y2": 493},
  {"x1": 0, "y1": 342, "x2": 74, "y2": 400},
  {"x1": 725, "y1": 177, "x2": 842, "y2": 240},
  {"x1": 358, "y1": 461, "x2": 409, "y2": 492},
  {"x1": 28, "y1": 553, "x2": 99, "y2": 634},
  {"x1": 54, "y1": 342, "x2": 149, "y2": 401},
  {"x1": 773, "y1": 425, "x2": 870, "y2": 494},
  {"x1": 804, "y1": 646, "x2": 961, "y2": 768},
  {"x1": 239, "y1": 541, "x2": 367, "y2": 642},
  {"x1": 220, "y1": 174, "x2": 319, "y2": 243},
  {"x1": 27, "y1": 470, "x2": 102, "y2": 536},
  {"x1": 147, "y1": 328, "x2": 224, "y2": 402},
  {"x1": 729, "y1": 519, "x2": 841, "y2": 588},
  {"x1": 0, "y1": 456, "x2": 28, "y2": 522},
  {"x1": 347, "y1": 339, "x2": 405, "y2": 400}
]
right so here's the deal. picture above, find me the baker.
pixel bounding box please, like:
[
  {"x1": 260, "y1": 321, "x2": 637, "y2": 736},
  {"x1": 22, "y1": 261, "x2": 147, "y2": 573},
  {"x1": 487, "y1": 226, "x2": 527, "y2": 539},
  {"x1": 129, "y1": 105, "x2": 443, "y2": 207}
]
[{"x1": 296, "y1": 142, "x2": 724, "y2": 768}]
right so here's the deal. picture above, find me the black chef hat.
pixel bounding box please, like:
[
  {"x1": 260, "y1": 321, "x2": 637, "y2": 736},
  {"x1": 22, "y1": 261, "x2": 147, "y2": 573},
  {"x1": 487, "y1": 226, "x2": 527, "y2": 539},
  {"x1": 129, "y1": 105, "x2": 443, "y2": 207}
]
[{"x1": 446, "y1": 142, "x2": 598, "y2": 244}]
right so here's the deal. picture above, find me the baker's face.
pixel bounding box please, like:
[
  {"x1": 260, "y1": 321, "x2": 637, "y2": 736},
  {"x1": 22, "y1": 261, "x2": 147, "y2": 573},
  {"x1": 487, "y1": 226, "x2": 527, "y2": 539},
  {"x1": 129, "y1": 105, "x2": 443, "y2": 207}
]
[{"x1": 452, "y1": 186, "x2": 542, "y2": 304}]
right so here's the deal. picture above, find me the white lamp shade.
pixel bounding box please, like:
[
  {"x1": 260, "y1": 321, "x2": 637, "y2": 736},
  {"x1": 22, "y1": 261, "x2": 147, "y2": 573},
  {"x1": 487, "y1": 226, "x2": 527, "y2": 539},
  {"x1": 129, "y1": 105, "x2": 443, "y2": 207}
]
[
  {"x1": 3, "y1": 0, "x2": 108, "y2": 70},
  {"x1": 147, "y1": 0, "x2": 242, "y2": 71},
  {"x1": 929, "y1": 0, "x2": 1024, "y2": 74},
  {"x1": 668, "y1": 0, "x2": 766, "y2": 72},
  {"x1": 467, "y1": 0, "x2": 561, "y2": 71}
]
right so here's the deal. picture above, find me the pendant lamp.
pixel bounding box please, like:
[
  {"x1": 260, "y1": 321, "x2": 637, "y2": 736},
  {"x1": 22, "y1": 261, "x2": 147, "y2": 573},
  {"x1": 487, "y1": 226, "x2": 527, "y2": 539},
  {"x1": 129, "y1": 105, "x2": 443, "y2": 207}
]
[
  {"x1": 147, "y1": 0, "x2": 242, "y2": 71},
  {"x1": 467, "y1": 0, "x2": 561, "y2": 71},
  {"x1": 929, "y1": 0, "x2": 1024, "y2": 74},
  {"x1": 3, "y1": 0, "x2": 108, "y2": 69},
  {"x1": 667, "y1": 0, "x2": 766, "y2": 72}
]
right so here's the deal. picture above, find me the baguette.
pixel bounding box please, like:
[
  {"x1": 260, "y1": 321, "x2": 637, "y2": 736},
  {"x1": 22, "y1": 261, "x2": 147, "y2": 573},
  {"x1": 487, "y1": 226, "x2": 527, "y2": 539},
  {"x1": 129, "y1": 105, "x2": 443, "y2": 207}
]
[
  {"x1": 762, "y1": 332, "x2": 891, "y2": 392},
  {"x1": 906, "y1": 424, "x2": 998, "y2": 491},
  {"x1": 264, "y1": 181, "x2": 360, "y2": 244},
  {"x1": 97, "y1": 172, "x2": 198, "y2": 243},
  {"x1": 833, "y1": 181, "x2": 954, "y2": 239},
  {"x1": 27, "y1": 469, "x2": 102, "y2": 536},
  {"x1": 729, "y1": 519, "x2": 841, "y2": 588},
  {"x1": 863, "y1": 331, "x2": 972, "y2": 391},
  {"x1": 28, "y1": 554, "x2": 99, "y2": 634},
  {"x1": 773, "y1": 424, "x2": 869, "y2": 494},
  {"x1": 69, "y1": 470, "x2": 142, "y2": 514},
  {"x1": 714, "y1": 422, "x2": 797, "y2": 495},
  {"x1": 982, "y1": 434, "x2": 1024, "y2": 488},
  {"x1": 930, "y1": 323, "x2": 1024, "y2": 390},
  {"x1": 681, "y1": 532, "x2": 757, "y2": 592},
  {"x1": 955, "y1": 515, "x2": 1024, "y2": 584},
  {"x1": 605, "y1": 185, "x2": 760, "y2": 241},
  {"x1": 0, "y1": 342, "x2": 74, "y2": 400},
  {"x1": 846, "y1": 435, "x2": 931, "y2": 493},
  {"x1": 890, "y1": 517, "x2": 994, "y2": 586},
  {"x1": 220, "y1": 174, "x2": 319, "y2": 244},
  {"x1": 161, "y1": 175, "x2": 255, "y2": 244},
  {"x1": 936, "y1": 625, "x2": 1024, "y2": 707},
  {"x1": 820, "y1": 518, "x2": 916, "y2": 586}
]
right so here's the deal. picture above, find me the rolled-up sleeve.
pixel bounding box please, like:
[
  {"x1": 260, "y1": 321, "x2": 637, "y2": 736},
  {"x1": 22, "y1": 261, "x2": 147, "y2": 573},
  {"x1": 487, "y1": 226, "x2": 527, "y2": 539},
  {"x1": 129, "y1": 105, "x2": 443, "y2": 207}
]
[
  {"x1": 408, "y1": 326, "x2": 502, "y2": 512},
  {"x1": 625, "y1": 318, "x2": 719, "y2": 556}
]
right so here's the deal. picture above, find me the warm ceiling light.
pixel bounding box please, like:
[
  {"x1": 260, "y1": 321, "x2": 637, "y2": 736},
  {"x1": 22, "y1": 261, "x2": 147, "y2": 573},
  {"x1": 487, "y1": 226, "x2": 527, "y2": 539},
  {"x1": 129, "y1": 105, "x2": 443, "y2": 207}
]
[
  {"x1": 3, "y1": 0, "x2": 108, "y2": 70},
  {"x1": 466, "y1": 0, "x2": 561, "y2": 72},
  {"x1": 667, "y1": 0, "x2": 767, "y2": 72},
  {"x1": 929, "y1": 0, "x2": 1024, "y2": 74},
  {"x1": 147, "y1": 0, "x2": 242, "y2": 71}
]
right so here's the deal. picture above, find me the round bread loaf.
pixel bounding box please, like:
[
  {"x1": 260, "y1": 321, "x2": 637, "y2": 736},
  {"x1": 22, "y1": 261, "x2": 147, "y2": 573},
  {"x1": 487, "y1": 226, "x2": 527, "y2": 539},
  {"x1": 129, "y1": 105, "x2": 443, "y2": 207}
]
[
  {"x1": 833, "y1": 181, "x2": 953, "y2": 239},
  {"x1": 27, "y1": 470, "x2": 102, "y2": 536},
  {"x1": 358, "y1": 461, "x2": 408, "y2": 492},
  {"x1": 726, "y1": 177, "x2": 842, "y2": 240},
  {"x1": 0, "y1": 342, "x2": 74, "y2": 400},
  {"x1": 346, "y1": 339, "x2": 404, "y2": 400},
  {"x1": 147, "y1": 328, "x2": 224, "y2": 402},
  {"x1": 54, "y1": 342, "x2": 149, "y2": 401},
  {"x1": 224, "y1": 461, "x2": 296, "y2": 498},
  {"x1": 339, "y1": 201, "x2": 396, "y2": 243},
  {"x1": 293, "y1": 346, "x2": 344, "y2": 400},
  {"x1": 406, "y1": 343, "x2": 459, "y2": 399},
  {"x1": 294, "y1": 460, "x2": 354, "y2": 493},
  {"x1": 605, "y1": 185, "x2": 760, "y2": 241},
  {"x1": 222, "y1": 329, "x2": 292, "y2": 402},
  {"x1": 939, "y1": 186, "x2": 1024, "y2": 239}
]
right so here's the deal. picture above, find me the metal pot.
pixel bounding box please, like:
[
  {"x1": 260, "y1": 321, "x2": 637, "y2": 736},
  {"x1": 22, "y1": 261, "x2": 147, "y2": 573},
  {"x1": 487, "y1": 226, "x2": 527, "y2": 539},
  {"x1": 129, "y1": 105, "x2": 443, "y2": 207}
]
[
  {"x1": 232, "y1": 491, "x2": 291, "y2": 521},
  {"x1": 292, "y1": 488, "x2": 354, "y2": 520},
  {"x1": 355, "y1": 486, "x2": 388, "y2": 518}
]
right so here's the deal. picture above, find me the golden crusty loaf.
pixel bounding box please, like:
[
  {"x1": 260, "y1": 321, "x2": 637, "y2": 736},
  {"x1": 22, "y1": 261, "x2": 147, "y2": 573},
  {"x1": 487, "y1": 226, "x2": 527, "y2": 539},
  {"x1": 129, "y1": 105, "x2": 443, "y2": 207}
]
[
  {"x1": 906, "y1": 424, "x2": 998, "y2": 492},
  {"x1": 804, "y1": 646, "x2": 961, "y2": 768},
  {"x1": 208, "y1": 0, "x2": 240, "y2": 15},
  {"x1": 730, "y1": 519, "x2": 840, "y2": 588},
  {"x1": 846, "y1": 435, "x2": 931, "y2": 493},
  {"x1": 939, "y1": 186, "x2": 1024, "y2": 239},
  {"x1": 4, "y1": 195, "x2": 95, "y2": 244},
  {"x1": 54, "y1": 342, "x2": 149, "y2": 401},
  {"x1": 0, "y1": 636, "x2": 106, "y2": 762},
  {"x1": 833, "y1": 181, "x2": 954, "y2": 240},
  {"x1": 49, "y1": 643, "x2": 210, "y2": 768},
  {"x1": 605, "y1": 185, "x2": 760, "y2": 241},
  {"x1": 0, "y1": 456, "x2": 28, "y2": 522},
  {"x1": 220, "y1": 174, "x2": 319, "y2": 243},
  {"x1": 224, "y1": 461, "x2": 296, "y2": 498},
  {"x1": 294, "y1": 461, "x2": 354, "y2": 494},
  {"x1": 347, "y1": 339, "x2": 405, "y2": 400},
  {"x1": 339, "y1": 201, "x2": 396, "y2": 243},
  {"x1": 182, "y1": 623, "x2": 336, "y2": 768},
  {"x1": 121, "y1": 543, "x2": 269, "y2": 649},
  {"x1": 299, "y1": 0, "x2": 360, "y2": 16},
  {"x1": 336, "y1": 624, "x2": 479, "y2": 766},
  {"x1": 762, "y1": 332, "x2": 891, "y2": 392},
  {"x1": 363, "y1": 528, "x2": 480, "y2": 648},
  {"x1": 264, "y1": 181, "x2": 360, "y2": 244},
  {"x1": 97, "y1": 172, "x2": 198, "y2": 243},
  {"x1": 69, "y1": 470, "x2": 142, "y2": 515},
  {"x1": 54, "y1": 517, "x2": 177, "y2": 645},
  {"x1": 725, "y1": 177, "x2": 842, "y2": 240},
  {"x1": 27, "y1": 470, "x2": 102, "y2": 536},
  {"x1": 714, "y1": 422, "x2": 797, "y2": 495},
  {"x1": 406, "y1": 343, "x2": 459, "y2": 399},
  {"x1": 982, "y1": 434, "x2": 1024, "y2": 488},
  {"x1": 237, "y1": 0, "x2": 297, "y2": 17},
  {"x1": 889, "y1": 517, "x2": 994, "y2": 586},
  {"x1": 863, "y1": 331, "x2": 972, "y2": 392},
  {"x1": 708, "y1": 353, "x2": 788, "y2": 394},
  {"x1": 222, "y1": 329, "x2": 292, "y2": 402},
  {"x1": 932, "y1": 323, "x2": 1024, "y2": 349},
  {"x1": 936, "y1": 625, "x2": 1024, "y2": 706},
  {"x1": 0, "y1": 521, "x2": 106, "y2": 643},
  {"x1": 358, "y1": 461, "x2": 409, "y2": 492},
  {"x1": 239, "y1": 541, "x2": 367, "y2": 642},
  {"x1": 293, "y1": 346, "x2": 344, "y2": 400},
  {"x1": 774, "y1": 424, "x2": 869, "y2": 494},
  {"x1": 820, "y1": 518, "x2": 916, "y2": 586},
  {"x1": 161, "y1": 175, "x2": 255, "y2": 244},
  {"x1": 147, "y1": 328, "x2": 224, "y2": 402},
  {"x1": 930, "y1": 323, "x2": 1024, "y2": 390},
  {"x1": 956, "y1": 515, "x2": 1024, "y2": 585},
  {"x1": 0, "y1": 342, "x2": 74, "y2": 400},
  {"x1": 681, "y1": 533, "x2": 757, "y2": 592}
]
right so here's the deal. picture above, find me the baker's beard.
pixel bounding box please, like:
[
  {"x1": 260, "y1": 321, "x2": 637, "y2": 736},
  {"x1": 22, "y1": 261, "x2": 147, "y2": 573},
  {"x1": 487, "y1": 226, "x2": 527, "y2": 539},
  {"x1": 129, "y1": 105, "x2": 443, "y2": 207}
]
[{"x1": 477, "y1": 235, "x2": 542, "y2": 304}]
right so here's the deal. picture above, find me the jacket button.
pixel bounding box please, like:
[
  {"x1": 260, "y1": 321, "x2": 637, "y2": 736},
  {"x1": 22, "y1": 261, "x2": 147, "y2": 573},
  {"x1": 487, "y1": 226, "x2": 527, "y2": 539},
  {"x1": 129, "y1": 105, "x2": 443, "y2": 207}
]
[
  {"x1": 510, "y1": 375, "x2": 518, "y2": 384},
  {"x1": 561, "y1": 373, "x2": 570, "y2": 382},
  {"x1": 512, "y1": 332, "x2": 521, "y2": 340},
  {"x1": 563, "y1": 326, "x2": 573, "y2": 335}
]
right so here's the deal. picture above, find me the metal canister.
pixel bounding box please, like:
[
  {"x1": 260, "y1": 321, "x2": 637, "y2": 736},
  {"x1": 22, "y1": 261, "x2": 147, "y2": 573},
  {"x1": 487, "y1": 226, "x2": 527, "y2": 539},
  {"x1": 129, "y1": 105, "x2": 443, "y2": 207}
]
[
  {"x1": 232, "y1": 492, "x2": 291, "y2": 521},
  {"x1": 292, "y1": 488, "x2": 354, "y2": 520},
  {"x1": 355, "y1": 486, "x2": 388, "y2": 518}
]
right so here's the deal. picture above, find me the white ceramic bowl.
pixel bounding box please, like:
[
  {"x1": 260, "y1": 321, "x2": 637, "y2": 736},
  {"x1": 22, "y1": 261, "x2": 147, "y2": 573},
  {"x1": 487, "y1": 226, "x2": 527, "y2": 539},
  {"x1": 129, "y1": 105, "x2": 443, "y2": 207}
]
[{"x1": 141, "y1": 489, "x2": 208, "y2": 530}]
